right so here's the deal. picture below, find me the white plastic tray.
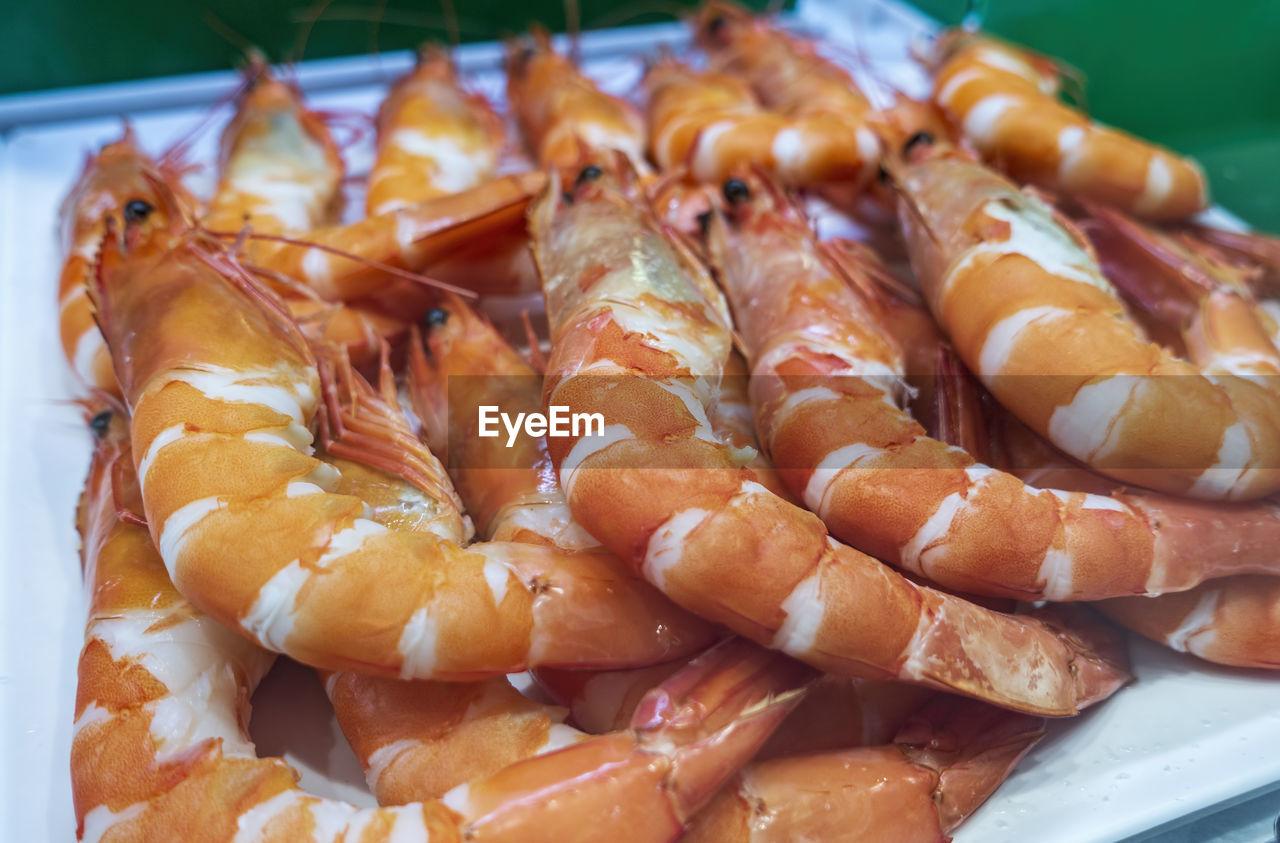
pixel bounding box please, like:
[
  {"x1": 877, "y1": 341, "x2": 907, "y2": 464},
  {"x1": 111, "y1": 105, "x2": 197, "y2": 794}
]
[{"x1": 2, "y1": 2, "x2": 1279, "y2": 840}]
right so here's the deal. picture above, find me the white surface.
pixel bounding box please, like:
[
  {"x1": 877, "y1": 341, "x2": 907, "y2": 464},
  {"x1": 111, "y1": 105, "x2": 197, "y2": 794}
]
[{"x1": 1, "y1": 2, "x2": 1278, "y2": 841}]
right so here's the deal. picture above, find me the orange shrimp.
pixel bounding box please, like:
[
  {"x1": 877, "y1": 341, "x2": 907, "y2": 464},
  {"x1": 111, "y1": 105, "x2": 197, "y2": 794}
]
[
  {"x1": 708, "y1": 170, "x2": 1280, "y2": 602},
  {"x1": 505, "y1": 29, "x2": 648, "y2": 171},
  {"x1": 931, "y1": 32, "x2": 1207, "y2": 220},
  {"x1": 530, "y1": 151, "x2": 1127, "y2": 715},
  {"x1": 195, "y1": 58, "x2": 539, "y2": 305},
  {"x1": 57, "y1": 130, "x2": 196, "y2": 395},
  {"x1": 645, "y1": 59, "x2": 876, "y2": 187},
  {"x1": 91, "y1": 206, "x2": 717, "y2": 679},
  {"x1": 203, "y1": 60, "x2": 344, "y2": 234},
  {"x1": 892, "y1": 144, "x2": 1280, "y2": 500},
  {"x1": 366, "y1": 46, "x2": 505, "y2": 216},
  {"x1": 70, "y1": 418, "x2": 810, "y2": 841},
  {"x1": 689, "y1": 1, "x2": 881, "y2": 187}
]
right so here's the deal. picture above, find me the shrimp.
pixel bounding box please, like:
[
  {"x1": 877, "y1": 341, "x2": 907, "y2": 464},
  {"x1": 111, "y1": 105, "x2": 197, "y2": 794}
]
[
  {"x1": 711, "y1": 175, "x2": 1280, "y2": 603},
  {"x1": 505, "y1": 29, "x2": 648, "y2": 171},
  {"x1": 196, "y1": 57, "x2": 539, "y2": 304},
  {"x1": 530, "y1": 151, "x2": 1128, "y2": 715},
  {"x1": 930, "y1": 32, "x2": 1207, "y2": 220},
  {"x1": 70, "y1": 418, "x2": 811, "y2": 841},
  {"x1": 91, "y1": 209, "x2": 717, "y2": 679},
  {"x1": 708, "y1": 170, "x2": 1280, "y2": 602},
  {"x1": 891, "y1": 144, "x2": 1280, "y2": 500},
  {"x1": 57, "y1": 129, "x2": 196, "y2": 395},
  {"x1": 645, "y1": 59, "x2": 874, "y2": 187},
  {"x1": 689, "y1": 1, "x2": 880, "y2": 187},
  {"x1": 366, "y1": 46, "x2": 505, "y2": 216},
  {"x1": 203, "y1": 60, "x2": 344, "y2": 234}
]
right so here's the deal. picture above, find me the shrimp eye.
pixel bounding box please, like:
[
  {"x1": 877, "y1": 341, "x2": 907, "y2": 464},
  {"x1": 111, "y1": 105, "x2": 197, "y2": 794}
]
[
  {"x1": 903, "y1": 131, "x2": 934, "y2": 154},
  {"x1": 696, "y1": 211, "x2": 713, "y2": 236},
  {"x1": 575, "y1": 165, "x2": 603, "y2": 186},
  {"x1": 123, "y1": 199, "x2": 154, "y2": 224},
  {"x1": 90, "y1": 410, "x2": 112, "y2": 437},
  {"x1": 722, "y1": 179, "x2": 750, "y2": 205},
  {"x1": 877, "y1": 165, "x2": 890, "y2": 184},
  {"x1": 423, "y1": 308, "x2": 450, "y2": 328},
  {"x1": 706, "y1": 15, "x2": 726, "y2": 36}
]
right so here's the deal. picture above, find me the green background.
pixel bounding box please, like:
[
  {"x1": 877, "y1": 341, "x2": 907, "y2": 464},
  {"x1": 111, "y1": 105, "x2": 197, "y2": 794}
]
[{"x1": 5, "y1": 0, "x2": 1277, "y2": 231}]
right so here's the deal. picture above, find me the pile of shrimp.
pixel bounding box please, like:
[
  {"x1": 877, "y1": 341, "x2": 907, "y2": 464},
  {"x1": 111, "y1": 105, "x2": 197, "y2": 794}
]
[{"x1": 57, "y1": 2, "x2": 1280, "y2": 840}]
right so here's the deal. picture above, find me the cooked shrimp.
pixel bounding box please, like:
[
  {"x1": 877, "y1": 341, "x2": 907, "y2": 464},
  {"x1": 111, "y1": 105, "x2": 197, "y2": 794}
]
[
  {"x1": 892, "y1": 144, "x2": 1280, "y2": 500},
  {"x1": 531, "y1": 152, "x2": 1128, "y2": 715},
  {"x1": 57, "y1": 130, "x2": 196, "y2": 395},
  {"x1": 645, "y1": 59, "x2": 874, "y2": 187},
  {"x1": 691, "y1": 1, "x2": 880, "y2": 187},
  {"x1": 71, "y1": 422, "x2": 809, "y2": 842},
  {"x1": 506, "y1": 29, "x2": 647, "y2": 171},
  {"x1": 366, "y1": 46, "x2": 504, "y2": 216},
  {"x1": 203, "y1": 60, "x2": 344, "y2": 234},
  {"x1": 931, "y1": 32, "x2": 1207, "y2": 220},
  {"x1": 91, "y1": 214, "x2": 712, "y2": 678},
  {"x1": 709, "y1": 170, "x2": 1280, "y2": 601}
]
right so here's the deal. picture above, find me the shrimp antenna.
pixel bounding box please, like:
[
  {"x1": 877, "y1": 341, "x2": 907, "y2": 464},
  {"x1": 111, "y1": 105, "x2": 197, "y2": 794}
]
[
  {"x1": 440, "y1": 0, "x2": 460, "y2": 47},
  {"x1": 200, "y1": 227, "x2": 480, "y2": 299},
  {"x1": 564, "y1": 0, "x2": 581, "y2": 63},
  {"x1": 367, "y1": 0, "x2": 388, "y2": 63},
  {"x1": 586, "y1": 1, "x2": 688, "y2": 32},
  {"x1": 205, "y1": 11, "x2": 259, "y2": 59},
  {"x1": 293, "y1": 0, "x2": 336, "y2": 65}
]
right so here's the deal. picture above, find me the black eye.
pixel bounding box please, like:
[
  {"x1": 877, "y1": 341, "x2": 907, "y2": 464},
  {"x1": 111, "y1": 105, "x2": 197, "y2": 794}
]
[
  {"x1": 722, "y1": 179, "x2": 750, "y2": 204},
  {"x1": 877, "y1": 165, "x2": 890, "y2": 184},
  {"x1": 123, "y1": 199, "x2": 154, "y2": 224},
  {"x1": 423, "y1": 308, "x2": 449, "y2": 328},
  {"x1": 903, "y1": 131, "x2": 934, "y2": 154},
  {"x1": 90, "y1": 410, "x2": 112, "y2": 437},
  {"x1": 575, "y1": 165, "x2": 603, "y2": 186},
  {"x1": 706, "y1": 15, "x2": 726, "y2": 35}
]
